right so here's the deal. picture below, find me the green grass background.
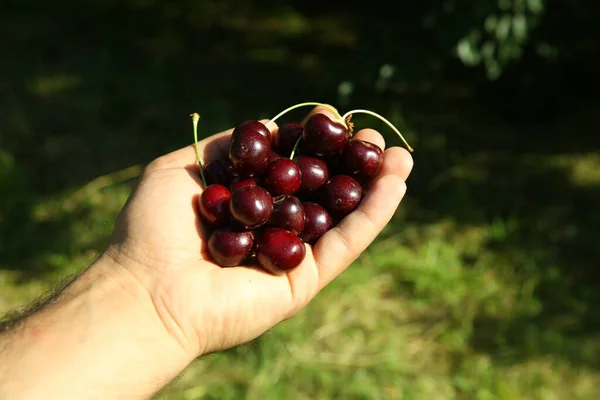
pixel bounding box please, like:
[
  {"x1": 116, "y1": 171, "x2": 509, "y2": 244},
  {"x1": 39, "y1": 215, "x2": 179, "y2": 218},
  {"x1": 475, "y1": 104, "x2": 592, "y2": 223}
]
[{"x1": 1, "y1": 2, "x2": 600, "y2": 399}]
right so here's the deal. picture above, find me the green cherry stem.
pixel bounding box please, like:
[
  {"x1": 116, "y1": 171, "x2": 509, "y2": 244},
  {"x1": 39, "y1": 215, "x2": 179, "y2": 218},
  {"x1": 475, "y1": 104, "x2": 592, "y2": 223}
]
[
  {"x1": 341, "y1": 109, "x2": 414, "y2": 152},
  {"x1": 289, "y1": 135, "x2": 303, "y2": 160},
  {"x1": 266, "y1": 102, "x2": 343, "y2": 128},
  {"x1": 190, "y1": 113, "x2": 208, "y2": 188}
]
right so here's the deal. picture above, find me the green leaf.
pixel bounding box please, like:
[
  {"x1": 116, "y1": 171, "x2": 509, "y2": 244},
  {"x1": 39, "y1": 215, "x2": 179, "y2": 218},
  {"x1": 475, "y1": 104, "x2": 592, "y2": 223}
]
[
  {"x1": 496, "y1": 14, "x2": 512, "y2": 42},
  {"x1": 512, "y1": 14, "x2": 528, "y2": 43},
  {"x1": 484, "y1": 15, "x2": 498, "y2": 33},
  {"x1": 499, "y1": 41, "x2": 522, "y2": 62},
  {"x1": 457, "y1": 37, "x2": 481, "y2": 66},
  {"x1": 527, "y1": 0, "x2": 544, "y2": 14},
  {"x1": 481, "y1": 41, "x2": 497, "y2": 61},
  {"x1": 486, "y1": 60, "x2": 501, "y2": 80},
  {"x1": 514, "y1": 0, "x2": 526, "y2": 13}
]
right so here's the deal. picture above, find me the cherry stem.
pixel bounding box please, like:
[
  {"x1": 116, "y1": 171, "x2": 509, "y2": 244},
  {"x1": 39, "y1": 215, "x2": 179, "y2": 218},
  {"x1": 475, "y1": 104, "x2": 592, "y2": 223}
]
[
  {"x1": 289, "y1": 135, "x2": 303, "y2": 160},
  {"x1": 341, "y1": 109, "x2": 414, "y2": 152},
  {"x1": 190, "y1": 113, "x2": 208, "y2": 188},
  {"x1": 266, "y1": 102, "x2": 343, "y2": 128}
]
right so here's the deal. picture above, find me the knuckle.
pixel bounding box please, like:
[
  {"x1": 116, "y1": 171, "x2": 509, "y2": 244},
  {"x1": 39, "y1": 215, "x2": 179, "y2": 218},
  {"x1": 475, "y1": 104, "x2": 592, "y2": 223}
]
[{"x1": 145, "y1": 155, "x2": 171, "y2": 172}]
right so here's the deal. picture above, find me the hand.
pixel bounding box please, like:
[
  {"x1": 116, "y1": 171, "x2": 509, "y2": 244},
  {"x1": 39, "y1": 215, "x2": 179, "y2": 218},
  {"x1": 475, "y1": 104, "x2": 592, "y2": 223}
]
[{"x1": 107, "y1": 105, "x2": 414, "y2": 358}]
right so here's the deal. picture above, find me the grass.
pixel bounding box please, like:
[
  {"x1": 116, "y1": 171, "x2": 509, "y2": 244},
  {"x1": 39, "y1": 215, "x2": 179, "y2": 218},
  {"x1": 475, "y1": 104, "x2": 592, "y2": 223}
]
[{"x1": 2, "y1": 2, "x2": 600, "y2": 398}]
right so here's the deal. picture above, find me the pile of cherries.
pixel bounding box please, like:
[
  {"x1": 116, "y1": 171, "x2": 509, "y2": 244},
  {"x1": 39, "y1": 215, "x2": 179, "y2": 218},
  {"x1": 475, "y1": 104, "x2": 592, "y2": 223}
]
[{"x1": 192, "y1": 103, "x2": 413, "y2": 275}]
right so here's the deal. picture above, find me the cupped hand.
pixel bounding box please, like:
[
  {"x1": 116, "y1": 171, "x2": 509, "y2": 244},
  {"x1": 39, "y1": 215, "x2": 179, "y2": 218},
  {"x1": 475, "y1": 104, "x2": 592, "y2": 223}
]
[{"x1": 106, "y1": 105, "x2": 413, "y2": 358}]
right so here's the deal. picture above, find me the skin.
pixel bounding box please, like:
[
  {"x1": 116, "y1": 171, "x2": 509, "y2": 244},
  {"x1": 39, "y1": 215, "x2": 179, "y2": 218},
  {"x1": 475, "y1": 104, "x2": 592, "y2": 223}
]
[{"x1": 0, "y1": 105, "x2": 413, "y2": 400}]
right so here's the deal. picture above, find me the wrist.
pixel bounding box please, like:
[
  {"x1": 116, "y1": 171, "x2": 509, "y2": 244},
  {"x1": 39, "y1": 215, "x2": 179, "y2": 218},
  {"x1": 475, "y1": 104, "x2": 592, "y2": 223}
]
[
  {"x1": 0, "y1": 250, "x2": 194, "y2": 400},
  {"x1": 102, "y1": 243, "x2": 204, "y2": 357}
]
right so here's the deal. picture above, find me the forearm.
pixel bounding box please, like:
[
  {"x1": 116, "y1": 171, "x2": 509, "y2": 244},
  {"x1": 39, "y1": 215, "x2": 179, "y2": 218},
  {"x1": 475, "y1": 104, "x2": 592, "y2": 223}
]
[{"x1": 0, "y1": 253, "x2": 193, "y2": 400}]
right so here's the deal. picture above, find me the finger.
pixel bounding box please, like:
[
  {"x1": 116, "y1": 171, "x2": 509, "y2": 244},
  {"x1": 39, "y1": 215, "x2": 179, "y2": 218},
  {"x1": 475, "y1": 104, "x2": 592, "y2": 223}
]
[
  {"x1": 148, "y1": 119, "x2": 277, "y2": 171},
  {"x1": 301, "y1": 104, "x2": 341, "y2": 126},
  {"x1": 352, "y1": 128, "x2": 385, "y2": 151},
  {"x1": 312, "y1": 146, "x2": 413, "y2": 289},
  {"x1": 386, "y1": 146, "x2": 413, "y2": 182}
]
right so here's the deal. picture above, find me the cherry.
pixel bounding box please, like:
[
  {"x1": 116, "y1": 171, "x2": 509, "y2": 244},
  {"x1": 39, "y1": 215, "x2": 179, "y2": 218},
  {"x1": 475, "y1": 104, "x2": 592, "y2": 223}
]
[
  {"x1": 268, "y1": 195, "x2": 305, "y2": 234},
  {"x1": 189, "y1": 103, "x2": 416, "y2": 269},
  {"x1": 299, "y1": 202, "x2": 333, "y2": 244},
  {"x1": 203, "y1": 159, "x2": 231, "y2": 186},
  {"x1": 198, "y1": 184, "x2": 231, "y2": 226},
  {"x1": 207, "y1": 228, "x2": 255, "y2": 267},
  {"x1": 274, "y1": 122, "x2": 303, "y2": 155},
  {"x1": 269, "y1": 151, "x2": 282, "y2": 162},
  {"x1": 256, "y1": 228, "x2": 306, "y2": 274},
  {"x1": 229, "y1": 176, "x2": 257, "y2": 192},
  {"x1": 232, "y1": 120, "x2": 271, "y2": 143},
  {"x1": 229, "y1": 186, "x2": 273, "y2": 229},
  {"x1": 266, "y1": 103, "x2": 414, "y2": 156},
  {"x1": 262, "y1": 158, "x2": 302, "y2": 196},
  {"x1": 322, "y1": 175, "x2": 363, "y2": 217},
  {"x1": 229, "y1": 131, "x2": 271, "y2": 177},
  {"x1": 302, "y1": 113, "x2": 349, "y2": 157},
  {"x1": 295, "y1": 156, "x2": 329, "y2": 193},
  {"x1": 343, "y1": 139, "x2": 383, "y2": 179}
]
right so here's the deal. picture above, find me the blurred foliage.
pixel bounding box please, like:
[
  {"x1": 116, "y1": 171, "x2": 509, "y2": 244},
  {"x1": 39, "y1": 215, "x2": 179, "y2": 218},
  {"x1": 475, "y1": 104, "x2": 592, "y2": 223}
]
[
  {"x1": 1, "y1": 0, "x2": 600, "y2": 398},
  {"x1": 455, "y1": 0, "x2": 547, "y2": 79}
]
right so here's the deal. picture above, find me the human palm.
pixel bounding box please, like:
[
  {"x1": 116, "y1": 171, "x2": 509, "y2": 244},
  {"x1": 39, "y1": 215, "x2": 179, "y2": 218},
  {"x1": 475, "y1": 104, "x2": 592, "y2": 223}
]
[{"x1": 108, "y1": 106, "x2": 413, "y2": 358}]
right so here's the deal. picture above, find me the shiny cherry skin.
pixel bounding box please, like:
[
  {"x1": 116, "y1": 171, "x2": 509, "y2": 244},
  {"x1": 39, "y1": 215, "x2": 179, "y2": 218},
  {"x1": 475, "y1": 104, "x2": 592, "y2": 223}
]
[
  {"x1": 232, "y1": 120, "x2": 271, "y2": 143},
  {"x1": 343, "y1": 139, "x2": 383, "y2": 179},
  {"x1": 224, "y1": 160, "x2": 235, "y2": 176},
  {"x1": 268, "y1": 195, "x2": 305, "y2": 234},
  {"x1": 229, "y1": 176, "x2": 257, "y2": 192},
  {"x1": 198, "y1": 184, "x2": 231, "y2": 226},
  {"x1": 262, "y1": 158, "x2": 302, "y2": 196},
  {"x1": 229, "y1": 131, "x2": 271, "y2": 177},
  {"x1": 302, "y1": 113, "x2": 349, "y2": 157},
  {"x1": 295, "y1": 155, "x2": 329, "y2": 193},
  {"x1": 203, "y1": 160, "x2": 230, "y2": 186},
  {"x1": 274, "y1": 122, "x2": 303, "y2": 155},
  {"x1": 229, "y1": 185, "x2": 273, "y2": 229},
  {"x1": 207, "y1": 228, "x2": 254, "y2": 267},
  {"x1": 255, "y1": 228, "x2": 306, "y2": 274},
  {"x1": 322, "y1": 175, "x2": 363, "y2": 217},
  {"x1": 299, "y1": 202, "x2": 333, "y2": 244}
]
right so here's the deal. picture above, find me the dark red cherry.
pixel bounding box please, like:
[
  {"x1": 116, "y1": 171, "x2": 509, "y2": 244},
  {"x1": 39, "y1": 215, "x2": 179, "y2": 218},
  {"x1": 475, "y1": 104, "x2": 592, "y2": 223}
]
[
  {"x1": 224, "y1": 160, "x2": 235, "y2": 177},
  {"x1": 198, "y1": 184, "x2": 231, "y2": 226},
  {"x1": 229, "y1": 186, "x2": 273, "y2": 229},
  {"x1": 302, "y1": 113, "x2": 349, "y2": 157},
  {"x1": 218, "y1": 159, "x2": 236, "y2": 183},
  {"x1": 203, "y1": 160, "x2": 230, "y2": 186},
  {"x1": 269, "y1": 151, "x2": 282, "y2": 162},
  {"x1": 229, "y1": 131, "x2": 271, "y2": 177},
  {"x1": 343, "y1": 139, "x2": 383, "y2": 179},
  {"x1": 232, "y1": 120, "x2": 271, "y2": 143},
  {"x1": 229, "y1": 176, "x2": 257, "y2": 192},
  {"x1": 262, "y1": 158, "x2": 302, "y2": 196},
  {"x1": 295, "y1": 156, "x2": 329, "y2": 193},
  {"x1": 299, "y1": 202, "x2": 333, "y2": 244},
  {"x1": 256, "y1": 228, "x2": 306, "y2": 274},
  {"x1": 268, "y1": 195, "x2": 305, "y2": 234},
  {"x1": 274, "y1": 122, "x2": 303, "y2": 155},
  {"x1": 207, "y1": 228, "x2": 254, "y2": 267},
  {"x1": 322, "y1": 175, "x2": 363, "y2": 217}
]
